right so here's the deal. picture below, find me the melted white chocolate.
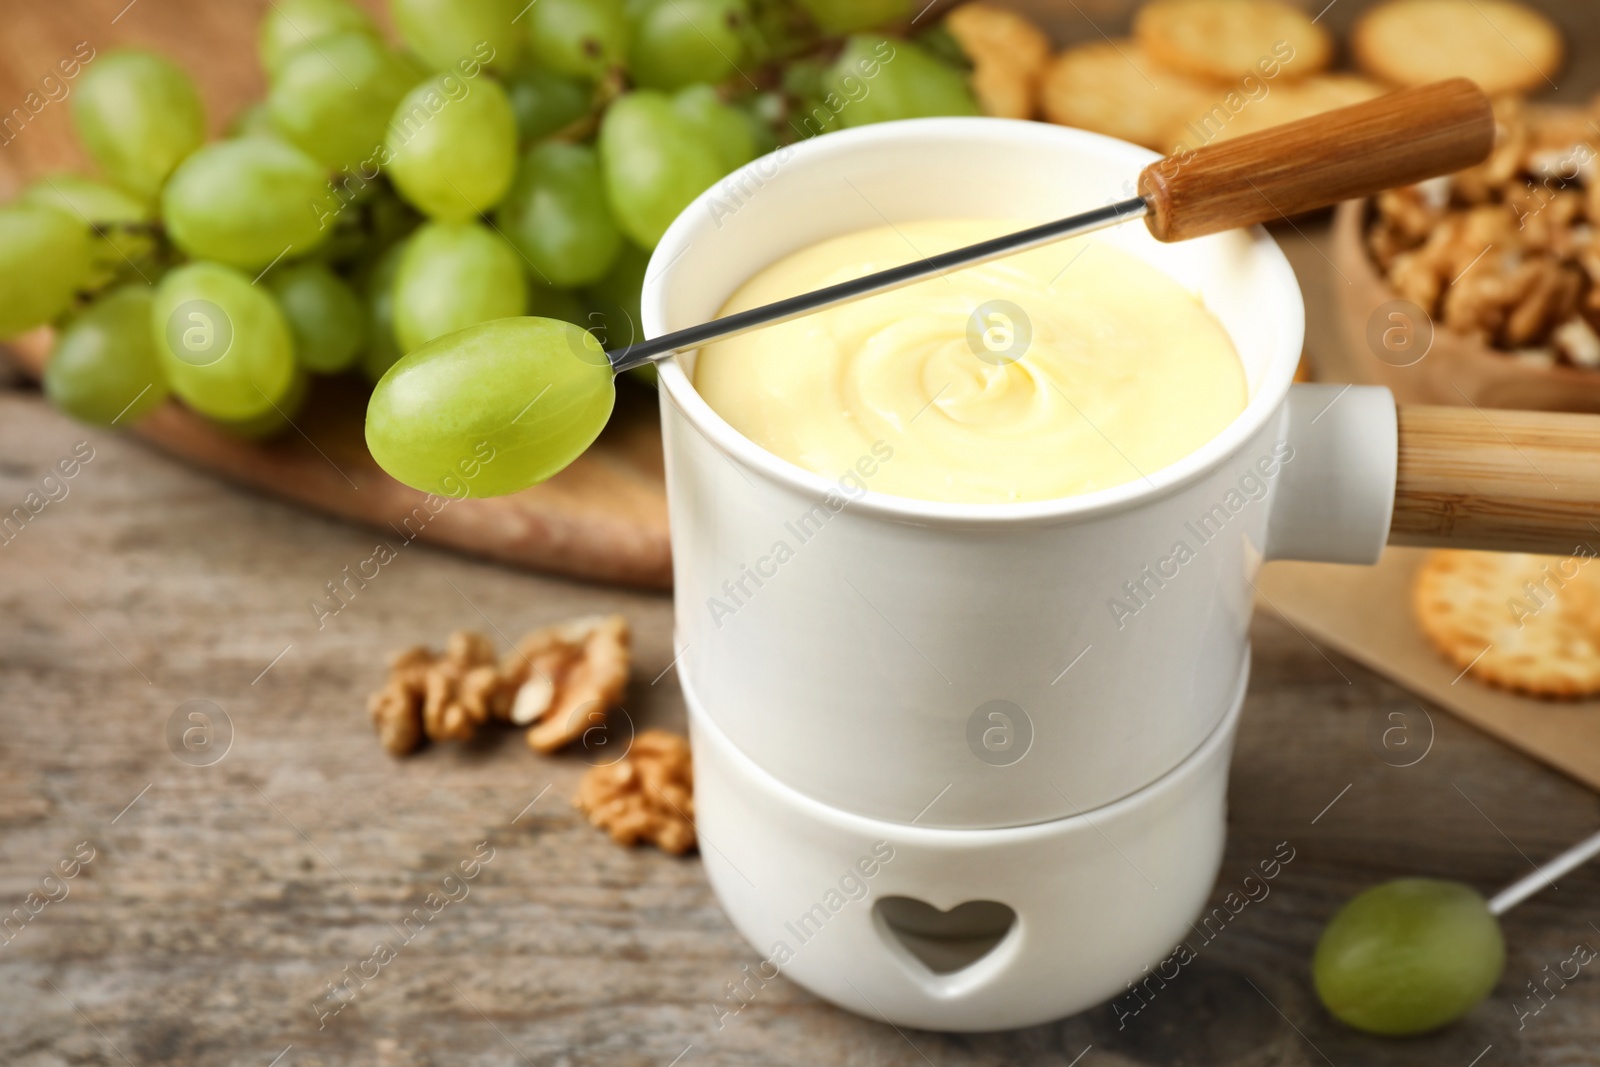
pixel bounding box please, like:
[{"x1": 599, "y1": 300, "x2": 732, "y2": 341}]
[{"x1": 694, "y1": 219, "x2": 1248, "y2": 504}]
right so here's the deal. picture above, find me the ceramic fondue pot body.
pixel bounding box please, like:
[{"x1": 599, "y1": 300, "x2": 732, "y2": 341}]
[
  {"x1": 644, "y1": 118, "x2": 1397, "y2": 832},
  {"x1": 685, "y1": 665, "x2": 1243, "y2": 1031}
]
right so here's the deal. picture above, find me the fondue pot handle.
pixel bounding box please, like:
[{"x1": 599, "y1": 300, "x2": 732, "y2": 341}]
[
  {"x1": 1139, "y1": 79, "x2": 1494, "y2": 242},
  {"x1": 1265, "y1": 388, "x2": 1600, "y2": 563},
  {"x1": 1391, "y1": 405, "x2": 1600, "y2": 555}
]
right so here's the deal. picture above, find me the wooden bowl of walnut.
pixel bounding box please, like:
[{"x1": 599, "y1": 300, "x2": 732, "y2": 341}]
[{"x1": 1331, "y1": 97, "x2": 1600, "y2": 412}]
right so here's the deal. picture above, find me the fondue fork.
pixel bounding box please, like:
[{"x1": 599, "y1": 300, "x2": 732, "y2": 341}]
[{"x1": 608, "y1": 78, "x2": 1492, "y2": 373}]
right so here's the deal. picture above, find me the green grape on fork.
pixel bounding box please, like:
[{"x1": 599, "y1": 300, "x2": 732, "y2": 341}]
[{"x1": 1314, "y1": 826, "x2": 1600, "y2": 1036}]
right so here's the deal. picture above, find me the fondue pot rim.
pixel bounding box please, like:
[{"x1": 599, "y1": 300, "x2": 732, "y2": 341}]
[{"x1": 648, "y1": 117, "x2": 1306, "y2": 527}]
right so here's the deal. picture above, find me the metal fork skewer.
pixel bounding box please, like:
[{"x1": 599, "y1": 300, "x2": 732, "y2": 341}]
[{"x1": 606, "y1": 196, "x2": 1151, "y2": 373}]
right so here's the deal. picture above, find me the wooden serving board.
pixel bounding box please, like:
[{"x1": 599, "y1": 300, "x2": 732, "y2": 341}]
[{"x1": 4, "y1": 331, "x2": 672, "y2": 589}]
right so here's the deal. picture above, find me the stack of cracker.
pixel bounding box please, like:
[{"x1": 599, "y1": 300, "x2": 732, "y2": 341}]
[{"x1": 1040, "y1": 0, "x2": 1562, "y2": 156}]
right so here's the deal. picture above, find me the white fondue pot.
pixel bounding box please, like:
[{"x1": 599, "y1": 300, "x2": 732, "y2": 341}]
[{"x1": 641, "y1": 118, "x2": 1593, "y2": 1029}]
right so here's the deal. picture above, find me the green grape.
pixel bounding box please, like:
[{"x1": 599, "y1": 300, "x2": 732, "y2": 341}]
[
  {"x1": 359, "y1": 237, "x2": 411, "y2": 382},
  {"x1": 162, "y1": 138, "x2": 332, "y2": 270},
  {"x1": 227, "y1": 102, "x2": 281, "y2": 140},
  {"x1": 672, "y1": 85, "x2": 757, "y2": 172},
  {"x1": 1313, "y1": 878, "x2": 1504, "y2": 1036},
  {"x1": 150, "y1": 262, "x2": 298, "y2": 421},
  {"x1": 259, "y1": 0, "x2": 378, "y2": 74},
  {"x1": 796, "y1": 0, "x2": 910, "y2": 34},
  {"x1": 392, "y1": 222, "x2": 527, "y2": 352},
  {"x1": 386, "y1": 74, "x2": 518, "y2": 222},
  {"x1": 70, "y1": 50, "x2": 205, "y2": 200},
  {"x1": 21, "y1": 174, "x2": 154, "y2": 285},
  {"x1": 391, "y1": 0, "x2": 525, "y2": 73},
  {"x1": 43, "y1": 285, "x2": 168, "y2": 426},
  {"x1": 495, "y1": 142, "x2": 621, "y2": 289},
  {"x1": 0, "y1": 205, "x2": 93, "y2": 338},
  {"x1": 825, "y1": 36, "x2": 979, "y2": 129},
  {"x1": 267, "y1": 262, "x2": 367, "y2": 373},
  {"x1": 267, "y1": 32, "x2": 417, "y2": 171},
  {"x1": 527, "y1": 0, "x2": 629, "y2": 81},
  {"x1": 503, "y1": 62, "x2": 593, "y2": 144},
  {"x1": 366, "y1": 316, "x2": 614, "y2": 497},
  {"x1": 629, "y1": 0, "x2": 749, "y2": 90},
  {"x1": 582, "y1": 239, "x2": 648, "y2": 350},
  {"x1": 597, "y1": 90, "x2": 724, "y2": 248}
]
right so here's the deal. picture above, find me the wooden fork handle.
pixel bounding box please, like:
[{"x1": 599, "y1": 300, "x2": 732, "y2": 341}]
[
  {"x1": 1392, "y1": 405, "x2": 1600, "y2": 555},
  {"x1": 1139, "y1": 79, "x2": 1494, "y2": 242}
]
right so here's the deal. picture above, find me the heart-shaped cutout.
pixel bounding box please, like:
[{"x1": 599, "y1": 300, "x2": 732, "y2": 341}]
[{"x1": 873, "y1": 896, "x2": 1017, "y2": 975}]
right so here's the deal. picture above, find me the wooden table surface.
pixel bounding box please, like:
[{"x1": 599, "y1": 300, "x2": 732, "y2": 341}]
[
  {"x1": 7, "y1": 0, "x2": 1600, "y2": 1064},
  {"x1": 8, "y1": 381, "x2": 1600, "y2": 1067}
]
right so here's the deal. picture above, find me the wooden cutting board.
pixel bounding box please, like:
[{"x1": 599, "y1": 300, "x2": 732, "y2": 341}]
[
  {"x1": 4, "y1": 331, "x2": 672, "y2": 589},
  {"x1": 1258, "y1": 550, "x2": 1600, "y2": 793}
]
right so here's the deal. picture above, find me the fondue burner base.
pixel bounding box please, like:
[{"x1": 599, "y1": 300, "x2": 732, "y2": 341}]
[{"x1": 688, "y1": 687, "x2": 1244, "y2": 1032}]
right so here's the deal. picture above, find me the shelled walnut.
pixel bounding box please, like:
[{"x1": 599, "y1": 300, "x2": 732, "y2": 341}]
[
  {"x1": 501, "y1": 615, "x2": 630, "y2": 754},
  {"x1": 1365, "y1": 95, "x2": 1600, "y2": 365},
  {"x1": 574, "y1": 730, "x2": 695, "y2": 855},
  {"x1": 367, "y1": 617, "x2": 631, "y2": 757},
  {"x1": 368, "y1": 630, "x2": 513, "y2": 756}
]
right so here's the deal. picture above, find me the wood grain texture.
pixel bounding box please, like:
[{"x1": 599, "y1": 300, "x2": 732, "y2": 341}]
[
  {"x1": 4, "y1": 333, "x2": 674, "y2": 590},
  {"x1": 1139, "y1": 80, "x2": 1494, "y2": 241},
  {"x1": 1392, "y1": 405, "x2": 1600, "y2": 554},
  {"x1": 8, "y1": 388, "x2": 1600, "y2": 1066}
]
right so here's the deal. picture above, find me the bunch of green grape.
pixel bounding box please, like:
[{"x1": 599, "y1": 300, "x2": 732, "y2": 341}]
[{"x1": 5, "y1": 0, "x2": 985, "y2": 486}]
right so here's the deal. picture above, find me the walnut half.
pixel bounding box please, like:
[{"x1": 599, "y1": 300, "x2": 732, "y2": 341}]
[
  {"x1": 502, "y1": 615, "x2": 631, "y2": 754},
  {"x1": 367, "y1": 618, "x2": 633, "y2": 758},
  {"x1": 367, "y1": 630, "x2": 514, "y2": 756},
  {"x1": 574, "y1": 730, "x2": 696, "y2": 855}
]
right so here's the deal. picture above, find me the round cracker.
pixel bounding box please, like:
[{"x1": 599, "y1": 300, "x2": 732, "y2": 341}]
[
  {"x1": 1040, "y1": 41, "x2": 1214, "y2": 150},
  {"x1": 1165, "y1": 75, "x2": 1386, "y2": 151},
  {"x1": 1134, "y1": 0, "x2": 1331, "y2": 82},
  {"x1": 1413, "y1": 549, "x2": 1600, "y2": 699},
  {"x1": 1353, "y1": 0, "x2": 1562, "y2": 95}
]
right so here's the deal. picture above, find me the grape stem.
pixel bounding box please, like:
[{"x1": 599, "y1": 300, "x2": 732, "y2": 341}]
[{"x1": 1487, "y1": 826, "x2": 1600, "y2": 915}]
